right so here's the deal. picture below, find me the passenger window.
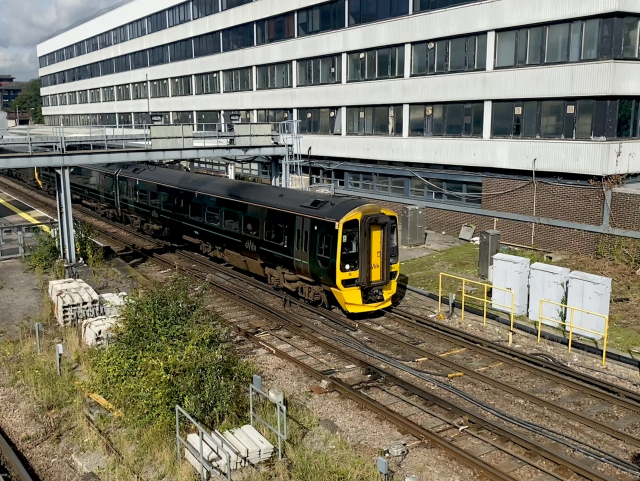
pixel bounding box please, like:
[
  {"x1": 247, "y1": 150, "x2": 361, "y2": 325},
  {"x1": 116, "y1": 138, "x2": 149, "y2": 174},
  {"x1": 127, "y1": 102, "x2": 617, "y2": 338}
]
[
  {"x1": 205, "y1": 206, "x2": 220, "y2": 225},
  {"x1": 243, "y1": 216, "x2": 260, "y2": 237},
  {"x1": 190, "y1": 203, "x2": 204, "y2": 220},
  {"x1": 149, "y1": 192, "x2": 159, "y2": 207},
  {"x1": 317, "y1": 234, "x2": 332, "y2": 268},
  {"x1": 303, "y1": 231, "x2": 309, "y2": 253},
  {"x1": 223, "y1": 210, "x2": 240, "y2": 232},
  {"x1": 138, "y1": 190, "x2": 149, "y2": 204},
  {"x1": 340, "y1": 219, "x2": 359, "y2": 272},
  {"x1": 390, "y1": 219, "x2": 399, "y2": 265},
  {"x1": 265, "y1": 221, "x2": 285, "y2": 245}
]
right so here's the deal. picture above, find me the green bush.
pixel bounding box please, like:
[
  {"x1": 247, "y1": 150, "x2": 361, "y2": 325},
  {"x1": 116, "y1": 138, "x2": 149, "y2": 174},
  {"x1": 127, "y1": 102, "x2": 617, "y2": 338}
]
[
  {"x1": 89, "y1": 276, "x2": 254, "y2": 432},
  {"x1": 75, "y1": 223, "x2": 104, "y2": 267},
  {"x1": 27, "y1": 230, "x2": 64, "y2": 278}
]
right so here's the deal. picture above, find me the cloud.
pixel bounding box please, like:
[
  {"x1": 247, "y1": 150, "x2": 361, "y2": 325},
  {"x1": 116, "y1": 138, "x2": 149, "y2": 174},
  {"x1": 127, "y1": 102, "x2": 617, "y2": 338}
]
[{"x1": 0, "y1": 0, "x2": 123, "y2": 80}]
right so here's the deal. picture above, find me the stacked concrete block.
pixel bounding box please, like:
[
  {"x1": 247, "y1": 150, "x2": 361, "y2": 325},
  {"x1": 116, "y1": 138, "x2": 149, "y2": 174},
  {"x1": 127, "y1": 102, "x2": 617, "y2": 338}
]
[
  {"x1": 185, "y1": 425, "x2": 275, "y2": 478},
  {"x1": 82, "y1": 317, "x2": 119, "y2": 346},
  {"x1": 49, "y1": 279, "x2": 100, "y2": 326},
  {"x1": 99, "y1": 292, "x2": 127, "y2": 318}
]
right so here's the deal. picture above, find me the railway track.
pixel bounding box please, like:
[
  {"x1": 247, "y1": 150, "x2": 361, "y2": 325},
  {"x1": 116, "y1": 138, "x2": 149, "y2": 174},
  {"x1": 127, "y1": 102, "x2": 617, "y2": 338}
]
[
  {"x1": 1, "y1": 175, "x2": 639, "y2": 481},
  {"x1": 0, "y1": 427, "x2": 34, "y2": 481}
]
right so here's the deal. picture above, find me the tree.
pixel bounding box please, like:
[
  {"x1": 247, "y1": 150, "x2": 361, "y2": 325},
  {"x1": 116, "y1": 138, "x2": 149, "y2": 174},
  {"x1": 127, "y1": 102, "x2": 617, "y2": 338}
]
[{"x1": 10, "y1": 79, "x2": 44, "y2": 124}]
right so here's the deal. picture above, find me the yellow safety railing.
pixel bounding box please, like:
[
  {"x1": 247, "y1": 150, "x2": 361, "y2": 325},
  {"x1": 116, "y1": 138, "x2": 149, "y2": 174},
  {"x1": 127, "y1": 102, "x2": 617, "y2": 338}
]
[
  {"x1": 438, "y1": 273, "x2": 515, "y2": 329},
  {"x1": 538, "y1": 300, "x2": 609, "y2": 366}
]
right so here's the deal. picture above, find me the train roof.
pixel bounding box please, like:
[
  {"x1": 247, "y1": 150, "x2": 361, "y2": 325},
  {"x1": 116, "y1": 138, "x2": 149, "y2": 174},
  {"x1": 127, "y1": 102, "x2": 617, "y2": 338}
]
[{"x1": 85, "y1": 164, "x2": 371, "y2": 222}]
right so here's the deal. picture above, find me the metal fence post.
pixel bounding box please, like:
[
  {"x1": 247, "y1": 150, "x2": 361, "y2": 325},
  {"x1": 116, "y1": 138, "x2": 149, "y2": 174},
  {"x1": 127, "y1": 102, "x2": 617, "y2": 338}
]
[
  {"x1": 35, "y1": 323, "x2": 42, "y2": 354},
  {"x1": 438, "y1": 274, "x2": 442, "y2": 314},
  {"x1": 461, "y1": 279, "x2": 466, "y2": 321},
  {"x1": 55, "y1": 344, "x2": 63, "y2": 376}
]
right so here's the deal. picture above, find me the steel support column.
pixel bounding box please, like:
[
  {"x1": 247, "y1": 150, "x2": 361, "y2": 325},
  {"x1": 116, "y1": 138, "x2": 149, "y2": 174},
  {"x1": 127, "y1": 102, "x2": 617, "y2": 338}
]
[
  {"x1": 270, "y1": 158, "x2": 281, "y2": 186},
  {"x1": 55, "y1": 167, "x2": 76, "y2": 265}
]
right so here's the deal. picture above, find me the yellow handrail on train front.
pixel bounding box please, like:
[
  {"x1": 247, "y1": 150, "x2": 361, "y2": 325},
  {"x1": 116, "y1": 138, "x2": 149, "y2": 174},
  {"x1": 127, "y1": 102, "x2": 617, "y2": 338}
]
[
  {"x1": 538, "y1": 299, "x2": 609, "y2": 366},
  {"x1": 438, "y1": 273, "x2": 515, "y2": 330}
]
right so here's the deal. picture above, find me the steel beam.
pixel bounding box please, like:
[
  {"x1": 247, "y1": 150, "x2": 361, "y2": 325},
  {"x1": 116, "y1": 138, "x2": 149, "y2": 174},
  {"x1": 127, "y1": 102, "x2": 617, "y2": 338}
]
[
  {"x1": 55, "y1": 167, "x2": 76, "y2": 265},
  {"x1": 0, "y1": 146, "x2": 286, "y2": 169}
]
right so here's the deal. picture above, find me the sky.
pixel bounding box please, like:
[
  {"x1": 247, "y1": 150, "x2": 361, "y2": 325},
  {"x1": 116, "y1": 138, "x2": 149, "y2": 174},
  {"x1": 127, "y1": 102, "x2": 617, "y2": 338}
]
[{"x1": 0, "y1": 0, "x2": 124, "y2": 81}]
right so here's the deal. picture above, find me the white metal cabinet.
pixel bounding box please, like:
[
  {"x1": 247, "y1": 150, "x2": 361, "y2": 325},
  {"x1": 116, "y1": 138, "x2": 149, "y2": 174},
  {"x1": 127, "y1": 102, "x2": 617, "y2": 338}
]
[
  {"x1": 491, "y1": 253, "x2": 530, "y2": 316},
  {"x1": 528, "y1": 263, "x2": 570, "y2": 326},
  {"x1": 566, "y1": 272, "x2": 611, "y2": 340}
]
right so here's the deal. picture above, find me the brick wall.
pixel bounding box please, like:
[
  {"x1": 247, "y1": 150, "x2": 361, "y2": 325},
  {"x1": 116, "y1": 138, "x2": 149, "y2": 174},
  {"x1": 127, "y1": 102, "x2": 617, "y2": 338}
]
[
  {"x1": 610, "y1": 191, "x2": 640, "y2": 231},
  {"x1": 353, "y1": 179, "x2": 639, "y2": 255},
  {"x1": 482, "y1": 178, "x2": 604, "y2": 225}
]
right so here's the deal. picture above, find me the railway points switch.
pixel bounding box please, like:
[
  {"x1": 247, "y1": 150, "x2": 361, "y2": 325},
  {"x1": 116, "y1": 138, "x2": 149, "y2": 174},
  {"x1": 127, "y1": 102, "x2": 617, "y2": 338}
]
[
  {"x1": 528, "y1": 263, "x2": 570, "y2": 325},
  {"x1": 491, "y1": 254, "x2": 530, "y2": 316}
]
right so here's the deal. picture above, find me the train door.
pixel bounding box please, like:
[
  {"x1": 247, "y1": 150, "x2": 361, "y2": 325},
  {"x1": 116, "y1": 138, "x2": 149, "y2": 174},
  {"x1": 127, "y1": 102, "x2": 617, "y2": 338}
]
[
  {"x1": 294, "y1": 216, "x2": 311, "y2": 278},
  {"x1": 360, "y1": 215, "x2": 391, "y2": 288}
]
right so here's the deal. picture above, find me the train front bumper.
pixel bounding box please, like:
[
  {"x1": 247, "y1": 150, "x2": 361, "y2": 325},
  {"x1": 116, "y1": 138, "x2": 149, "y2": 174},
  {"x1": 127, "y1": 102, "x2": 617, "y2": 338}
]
[{"x1": 331, "y1": 281, "x2": 397, "y2": 314}]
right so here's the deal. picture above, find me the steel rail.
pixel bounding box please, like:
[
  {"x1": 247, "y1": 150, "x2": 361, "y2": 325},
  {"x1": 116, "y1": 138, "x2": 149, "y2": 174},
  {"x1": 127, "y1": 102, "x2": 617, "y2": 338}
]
[
  {"x1": 348, "y1": 317, "x2": 640, "y2": 448},
  {"x1": 0, "y1": 429, "x2": 33, "y2": 481},
  {"x1": 390, "y1": 308, "x2": 640, "y2": 406}
]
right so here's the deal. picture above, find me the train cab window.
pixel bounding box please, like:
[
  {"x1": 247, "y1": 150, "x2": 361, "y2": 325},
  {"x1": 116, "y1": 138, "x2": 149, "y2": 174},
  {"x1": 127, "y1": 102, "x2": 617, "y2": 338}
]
[
  {"x1": 190, "y1": 203, "x2": 204, "y2": 220},
  {"x1": 205, "y1": 206, "x2": 220, "y2": 225},
  {"x1": 243, "y1": 216, "x2": 260, "y2": 237},
  {"x1": 390, "y1": 218, "x2": 399, "y2": 265},
  {"x1": 340, "y1": 219, "x2": 359, "y2": 272},
  {"x1": 223, "y1": 210, "x2": 240, "y2": 232},
  {"x1": 317, "y1": 234, "x2": 332, "y2": 268},
  {"x1": 264, "y1": 221, "x2": 285, "y2": 245}
]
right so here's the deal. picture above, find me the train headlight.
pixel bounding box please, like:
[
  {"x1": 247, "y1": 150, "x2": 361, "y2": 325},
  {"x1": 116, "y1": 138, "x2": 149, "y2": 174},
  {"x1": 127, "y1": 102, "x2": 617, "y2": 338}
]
[{"x1": 345, "y1": 264, "x2": 350, "y2": 270}]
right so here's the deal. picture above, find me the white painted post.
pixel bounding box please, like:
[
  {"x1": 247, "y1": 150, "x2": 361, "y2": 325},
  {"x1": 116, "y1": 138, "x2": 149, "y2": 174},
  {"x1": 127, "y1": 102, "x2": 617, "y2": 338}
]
[
  {"x1": 486, "y1": 30, "x2": 496, "y2": 72},
  {"x1": 292, "y1": 60, "x2": 297, "y2": 88},
  {"x1": 227, "y1": 163, "x2": 236, "y2": 180},
  {"x1": 341, "y1": 53, "x2": 347, "y2": 84},
  {"x1": 341, "y1": 107, "x2": 347, "y2": 137},
  {"x1": 483, "y1": 101, "x2": 492, "y2": 140},
  {"x1": 252, "y1": 66, "x2": 257, "y2": 91},
  {"x1": 402, "y1": 104, "x2": 410, "y2": 138},
  {"x1": 404, "y1": 44, "x2": 412, "y2": 78}
]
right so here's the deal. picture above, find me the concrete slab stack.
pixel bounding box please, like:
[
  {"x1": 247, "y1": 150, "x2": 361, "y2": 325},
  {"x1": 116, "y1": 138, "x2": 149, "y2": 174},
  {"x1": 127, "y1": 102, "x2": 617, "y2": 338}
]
[{"x1": 48, "y1": 279, "x2": 100, "y2": 326}]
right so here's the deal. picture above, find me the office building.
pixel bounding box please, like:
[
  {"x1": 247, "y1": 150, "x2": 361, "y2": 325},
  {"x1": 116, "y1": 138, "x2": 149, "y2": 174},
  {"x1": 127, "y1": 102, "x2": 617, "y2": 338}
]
[{"x1": 37, "y1": 0, "x2": 640, "y2": 252}]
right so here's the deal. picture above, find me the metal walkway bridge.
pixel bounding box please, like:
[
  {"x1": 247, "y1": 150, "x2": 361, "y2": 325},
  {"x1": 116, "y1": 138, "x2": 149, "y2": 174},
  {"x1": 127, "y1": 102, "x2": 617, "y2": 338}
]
[{"x1": 0, "y1": 121, "x2": 303, "y2": 266}]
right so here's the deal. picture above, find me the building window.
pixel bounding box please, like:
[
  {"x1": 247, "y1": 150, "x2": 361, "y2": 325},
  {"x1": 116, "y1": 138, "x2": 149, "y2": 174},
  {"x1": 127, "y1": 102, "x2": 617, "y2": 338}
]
[
  {"x1": 132, "y1": 82, "x2": 148, "y2": 100},
  {"x1": 150, "y1": 79, "x2": 170, "y2": 98},
  {"x1": 75, "y1": 40, "x2": 87, "y2": 56},
  {"x1": 78, "y1": 91, "x2": 88, "y2": 104},
  {"x1": 194, "y1": 32, "x2": 221, "y2": 57},
  {"x1": 413, "y1": 0, "x2": 483, "y2": 14},
  {"x1": 348, "y1": 45, "x2": 405, "y2": 82},
  {"x1": 412, "y1": 34, "x2": 487, "y2": 76},
  {"x1": 168, "y1": 2, "x2": 191, "y2": 28},
  {"x1": 129, "y1": 18, "x2": 148, "y2": 39},
  {"x1": 87, "y1": 36, "x2": 100, "y2": 53},
  {"x1": 298, "y1": 0, "x2": 345, "y2": 36},
  {"x1": 114, "y1": 55, "x2": 131, "y2": 74},
  {"x1": 410, "y1": 103, "x2": 484, "y2": 137},
  {"x1": 256, "y1": 13, "x2": 295, "y2": 45},
  {"x1": 89, "y1": 89, "x2": 101, "y2": 103},
  {"x1": 172, "y1": 76, "x2": 193, "y2": 96},
  {"x1": 117, "y1": 84, "x2": 131, "y2": 101},
  {"x1": 112, "y1": 25, "x2": 129, "y2": 45},
  {"x1": 193, "y1": 0, "x2": 219, "y2": 18},
  {"x1": 131, "y1": 51, "x2": 149, "y2": 70},
  {"x1": 68, "y1": 92, "x2": 77, "y2": 105},
  {"x1": 195, "y1": 72, "x2": 220, "y2": 95},
  {"x1": 222, "y1": 22, "x2": 254, "y2": 52},
  {"x1": 223, "y1": 67, "x2": 253, "y2": 92},
  {"x1": 172, "y1": 111, "x2": 193, "y2": 125},
  {"x1": 50, "y1": 96, "x2": 58, "y2": 107},
  {"x1": 100, "y1": 59, "x2": 115, "y2": 76},
  {"x1": 298, "y1": 55, "x2": 342, "y2": 87},
  {"x1": 348, "y1": 0, "x2": 409, "y2": 27},
  {"x1": 169, "y1": 39, "x2": 193, "y2": 62},
  {"x1": 98, "y1": 31, "x2": 112, "y2": 49},
  {"x1": 491, "y1": 98, "x2": 640, "y2": 140},
  {"x1": 197, "y1": 111, "x2": 221, "y2": 131},
  {"x1": 118, "y1": 113, "x2": 132, "y2": 126},
  {"x1": 257, "y1": 63, "x2": 292, "y2": 90},
  {"x1": 102, "y1": 87, "x2": 115, "y2": 102},
  {"x1": 257, "y1": 110, "x2": 292, "y2": 123},
  {"x1": 299, "y1": 108, "x2": 340, "y2": 134},
  {"x1": 496, "y1": 16, "x2": 640, "y2": 68},
  {"x1": 147, "y1": 11, "x2": 168, "y2": 34},
  {"x1": 346, "y1": 105, "x2": 403, "y2": 136},
  {"x1": 64, "y1": 45, "x2": 75, "y2": 60},
  {"x1": 221, "y1": 0, "x2": 252, "y2": 10},
  {"x1": 226, "y1": 110, "x2": 253, "y2": 124},
  {"x1": 149, "y1": 45, "x2": 169, "y2": 66}
]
